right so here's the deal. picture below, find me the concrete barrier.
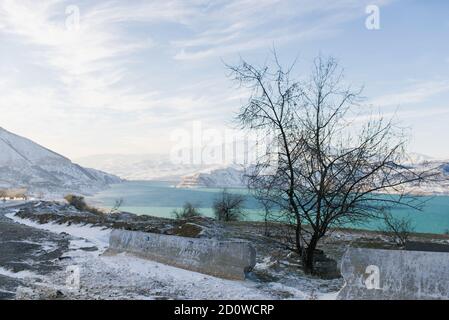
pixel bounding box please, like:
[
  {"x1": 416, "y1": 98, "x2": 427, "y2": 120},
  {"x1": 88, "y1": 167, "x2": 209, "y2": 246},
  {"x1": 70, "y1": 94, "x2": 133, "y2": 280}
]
[
  {"x1": 106, "y1": 229, "x2": 256, "y2": 280},
  {"x1": 338, "y1": 247, "x2": 449, "y2": 300}
]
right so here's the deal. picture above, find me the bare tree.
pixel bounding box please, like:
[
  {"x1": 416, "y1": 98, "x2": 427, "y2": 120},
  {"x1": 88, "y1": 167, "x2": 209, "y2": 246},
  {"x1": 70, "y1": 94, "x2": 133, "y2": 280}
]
[
  {"x1": 228, "y1": 52, "x2": 433, "y2": 274},
  {"x1": 257, "y1": 194, "x2": 275, "y2": 236},
  {"x1": 109, "y1": 198, "x2": 124, "y2": 214},
  {"x1": 381, "y1": 212, "x2": 415, "y2": 247},
  {"x1": 213, "y1": 189, "x2": 246, "y2": 222},
  {"x1": 228, "y1": 52, "x2": 305, "y2": 253}
]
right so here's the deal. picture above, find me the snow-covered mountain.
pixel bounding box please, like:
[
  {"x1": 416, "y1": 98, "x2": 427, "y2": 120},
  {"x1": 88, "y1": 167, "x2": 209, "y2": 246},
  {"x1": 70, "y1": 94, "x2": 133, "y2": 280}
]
[
  {"x1": 0, "y1": 127, "x2": 121, "y2": 196},
  {"x1": 176, "y1": 157, "x2": 449, "y2": 192},
  {"x1": 399, "y1": 158, "x2": 449, "y2": 195},
  {"x1": 77, "y1": 153, "x2": 249, "y2": 187},
  {"x1": 403, "y1": 152, "x2": 436, "y2": 165},
  {"x1": 76, "y1": 153, "x2": 226, "y2": 181},
  {"x1": 176, "y1": 165, "x2": 248, "y2": 188}
]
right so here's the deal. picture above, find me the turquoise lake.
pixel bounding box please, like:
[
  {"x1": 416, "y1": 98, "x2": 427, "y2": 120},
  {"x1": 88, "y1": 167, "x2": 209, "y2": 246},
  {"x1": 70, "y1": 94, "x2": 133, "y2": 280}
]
[{"x1": 87, "y1": 180, "x2": 449, "y2": 235}]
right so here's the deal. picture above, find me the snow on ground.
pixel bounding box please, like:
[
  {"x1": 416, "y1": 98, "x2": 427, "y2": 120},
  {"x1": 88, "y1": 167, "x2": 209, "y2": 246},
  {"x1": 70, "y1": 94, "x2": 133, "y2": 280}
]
[
  {"x1": 0, "y1": 266, "x2": 43, "y2": 280},
  {"x1": 6, "y1": 211, "x2": 110, "y2": 252},
  {"x1": 6, "y1": 210, "x2": 337, "y2": 300}
]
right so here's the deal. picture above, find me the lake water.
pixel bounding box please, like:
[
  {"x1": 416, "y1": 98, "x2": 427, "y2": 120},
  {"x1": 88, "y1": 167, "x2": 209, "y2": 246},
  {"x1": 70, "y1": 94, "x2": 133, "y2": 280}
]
[{"x1": 87, "y1": 180, "x2": 449, "y2": 235}]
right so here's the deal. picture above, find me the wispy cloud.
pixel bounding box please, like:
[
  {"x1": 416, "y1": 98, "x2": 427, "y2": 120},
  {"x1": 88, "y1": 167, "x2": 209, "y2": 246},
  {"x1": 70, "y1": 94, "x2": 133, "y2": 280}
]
[
  {"x1": 0, "y1": 0, "x2": 174, "y2": 111},
  {"x1": 171, "y1": 0, "x2": 392, "y2": 61},
  {"x1": 369, "y1": 80, "x2": 449, "y2": 107},
  {"x1": 2, "y1": 0, "x2": 426, "y2": 158},
  {"x1": 1, "y1": 0, "x2": 370, "y2": 117}
]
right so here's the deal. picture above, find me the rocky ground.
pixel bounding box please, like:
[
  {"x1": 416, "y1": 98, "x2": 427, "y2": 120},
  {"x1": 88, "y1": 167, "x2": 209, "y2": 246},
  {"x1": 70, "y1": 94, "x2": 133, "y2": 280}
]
[
  {"x1": 1, "y1": 200, "x2": 448, "y2": 300},
  {"x1": 0, "y1": 202, "x2": 69, "y2": 299}
]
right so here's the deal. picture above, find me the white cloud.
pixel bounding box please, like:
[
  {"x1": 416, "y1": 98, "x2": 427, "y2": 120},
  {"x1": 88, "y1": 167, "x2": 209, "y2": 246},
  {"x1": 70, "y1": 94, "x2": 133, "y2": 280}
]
[
  {"x1": 369, "y1": 80, "x2": 449, "y2": 107},
  {"x1": 172, "y1": 0, "x2": 392, "y2": 61},
  {"x1": 0, "y1": 0, "x2": 398, "y2": 158}
]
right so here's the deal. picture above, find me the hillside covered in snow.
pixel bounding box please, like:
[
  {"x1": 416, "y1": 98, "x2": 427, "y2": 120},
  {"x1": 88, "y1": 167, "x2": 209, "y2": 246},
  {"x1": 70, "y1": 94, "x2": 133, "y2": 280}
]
[
  {"x1": 176, "y1": 157, "x2": 449, "y2": 192},
  {"x1": 176, "y1": 165, "x2": 248, "y2": 188},
  {"x1": 399, "y1": 158, "x2": 449, "y2": 195},
  {"x1": 0, "y1": 127, "x2": 121, "y2": 196}
]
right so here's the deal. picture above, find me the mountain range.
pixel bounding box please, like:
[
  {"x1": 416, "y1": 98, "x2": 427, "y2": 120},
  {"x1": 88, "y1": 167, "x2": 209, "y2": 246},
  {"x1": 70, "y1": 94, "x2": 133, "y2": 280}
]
[
  {"x1": 75, "y1": 150, "x2": 449, "y2": 193},
  {"x1": 76, "y1": 154, "x2": 250, "y2": 188},
  {"x1": 76, "y1": 153, "x2": 227, "y2": 182}
]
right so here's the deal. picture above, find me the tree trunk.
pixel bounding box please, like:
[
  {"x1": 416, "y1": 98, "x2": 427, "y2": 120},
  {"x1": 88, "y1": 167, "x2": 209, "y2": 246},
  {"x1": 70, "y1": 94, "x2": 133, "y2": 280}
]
[
  {"x1": 302, "y1": 235, "x2": 318, "y2": 274},
  {"x1": 263, "y1": 207, "x2": 269, "y2": 236},
  {"x1": 295, "y1": 217, "x2": 302, "y2": 255}
]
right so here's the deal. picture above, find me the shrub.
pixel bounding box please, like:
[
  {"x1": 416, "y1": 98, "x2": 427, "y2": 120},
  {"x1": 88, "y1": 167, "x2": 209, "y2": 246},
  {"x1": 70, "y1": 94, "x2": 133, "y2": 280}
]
[
  {"x1": 64, "y1": 194, "x2": 88, "y2": 211},
  {"x1": 64, "y1": 194, "x2": 103, "y2": 215},
  {"x1": 213, "y1": 189, "x2": 245, "y2": 222},
  {"x1": 172, "y1": 202, "x2": 201, "y2": 220}
]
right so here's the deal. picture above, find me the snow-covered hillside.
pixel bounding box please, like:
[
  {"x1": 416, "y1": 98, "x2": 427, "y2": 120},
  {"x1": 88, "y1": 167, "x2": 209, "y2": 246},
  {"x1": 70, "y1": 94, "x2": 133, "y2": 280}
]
[
  {"x1": 403, "y1": 152, "x2": 436, "y2": 165},
  {"x1": 177, "y1": 165, "x2": 248, "y2": 188},
  {"x1": 175, "y1": 156, "x2": 449, "y2": 192},
  {"x1": 0, "y1": 127, "x2": 121, "y2": 196},
  {"x1": 400, "y1": 158, "x2": 449, "y2": 194}
]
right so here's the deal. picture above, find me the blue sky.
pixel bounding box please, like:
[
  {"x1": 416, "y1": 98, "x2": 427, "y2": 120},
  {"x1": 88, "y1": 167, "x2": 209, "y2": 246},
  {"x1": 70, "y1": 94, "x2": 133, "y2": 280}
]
[{"x1": 0, "y1": 0, "x2": 448, "y2": 159}]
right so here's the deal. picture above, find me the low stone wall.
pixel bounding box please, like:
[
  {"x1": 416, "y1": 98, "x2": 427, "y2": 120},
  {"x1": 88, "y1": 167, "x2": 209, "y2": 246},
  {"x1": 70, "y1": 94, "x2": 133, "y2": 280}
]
[
  {"x1": 338, "y1": 247, "x2": 449, "y2": 300},
  {"x1": 107, "y1": 229, "x2": 256, "y2": 280}
]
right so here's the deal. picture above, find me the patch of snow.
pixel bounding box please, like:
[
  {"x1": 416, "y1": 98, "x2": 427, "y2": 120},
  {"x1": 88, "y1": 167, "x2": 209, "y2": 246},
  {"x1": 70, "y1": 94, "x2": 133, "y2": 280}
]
[
  {"x1": 318, "y1": 291, "x2": 340, "y2": 300},
  {"x1": 98, "y1": 252, "x2": 274, "y2": 299},
  {"x1": 254, "y1": 256, "x2": 277, "y2": 270},
  {"x1": 6, "y1": 212, "x2": 110, "y2": 252},
  {"x1": 0, "y1": 266, "x2": 43, "y2": 280}
]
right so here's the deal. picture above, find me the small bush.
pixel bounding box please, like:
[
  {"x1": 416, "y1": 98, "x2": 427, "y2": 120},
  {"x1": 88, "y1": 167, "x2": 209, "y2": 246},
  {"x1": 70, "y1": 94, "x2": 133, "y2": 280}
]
[
  {"x1": 172, "y1": 202, "x2": 201, "y2": 220},
  {"x1": 213, "y1": 189, "x2": 245, "y2": 222},
  {"x1": 64, "y1": 194, "x2": 103, "y2": 215},
  {"x1": 64, "y1": 194, "x2": 88, "y2": 210}
]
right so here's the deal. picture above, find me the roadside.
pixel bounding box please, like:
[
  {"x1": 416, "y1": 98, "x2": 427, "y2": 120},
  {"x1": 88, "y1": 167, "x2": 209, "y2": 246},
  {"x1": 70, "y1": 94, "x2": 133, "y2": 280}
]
[{"x1": 1, "y1": 200, "x2": 448, "y2": 300}]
